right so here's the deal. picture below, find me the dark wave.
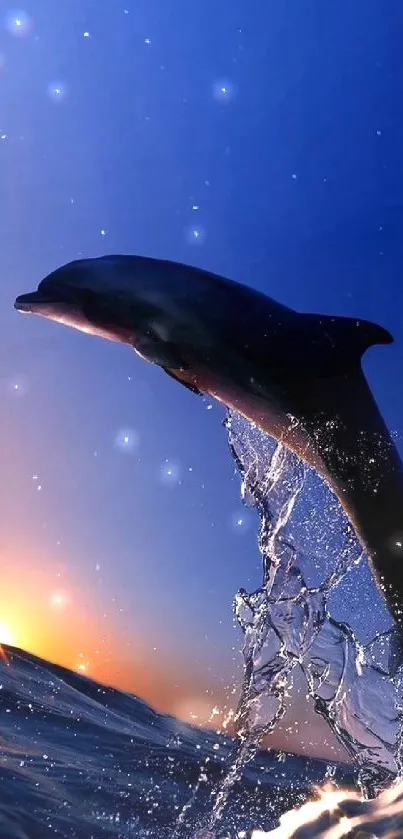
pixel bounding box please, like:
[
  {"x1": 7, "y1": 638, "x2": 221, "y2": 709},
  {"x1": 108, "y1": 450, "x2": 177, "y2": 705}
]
[{"x1": 0, "y1": 646, "x2": 354, "y2": 838}]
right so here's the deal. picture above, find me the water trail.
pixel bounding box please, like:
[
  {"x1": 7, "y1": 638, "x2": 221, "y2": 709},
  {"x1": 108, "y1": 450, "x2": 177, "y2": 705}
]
[{"x1": 201, "y1": 412, "x2": 402, "y2": 837}]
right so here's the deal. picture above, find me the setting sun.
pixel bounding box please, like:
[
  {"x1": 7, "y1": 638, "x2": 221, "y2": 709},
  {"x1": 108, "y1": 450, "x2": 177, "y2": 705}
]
[{"x1": 0, "y1": 622, "x2": 15, "y2": 646}]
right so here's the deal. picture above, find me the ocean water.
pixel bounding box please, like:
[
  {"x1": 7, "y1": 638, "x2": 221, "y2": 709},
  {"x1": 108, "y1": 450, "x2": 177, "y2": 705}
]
[{"x1": 0, "y1": 645, "x2": 353, "y2": 839}]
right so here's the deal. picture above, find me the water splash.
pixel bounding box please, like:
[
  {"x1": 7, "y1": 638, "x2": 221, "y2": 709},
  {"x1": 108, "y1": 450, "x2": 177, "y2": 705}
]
[
  {"x1": 252, "y1": 779, "x2": 403, "y2": 838},
  {"x1": 199, "y1": 412, "x2": 403, "y2": 836}
]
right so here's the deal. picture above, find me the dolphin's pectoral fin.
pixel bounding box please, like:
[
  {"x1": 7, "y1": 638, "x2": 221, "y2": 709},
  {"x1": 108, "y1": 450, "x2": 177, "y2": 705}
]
[
  {"x1": 133, "y1": 338, "x2": 189, "y2": 370},
  {"x1": 163, "y1": 369, "x2": 202, "y2": 396}
]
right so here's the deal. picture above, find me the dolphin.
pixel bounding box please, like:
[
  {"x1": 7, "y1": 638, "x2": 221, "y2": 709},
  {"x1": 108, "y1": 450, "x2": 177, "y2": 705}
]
[{"x1": 14, "y1": 254, "x2": 403, "y2": 625}]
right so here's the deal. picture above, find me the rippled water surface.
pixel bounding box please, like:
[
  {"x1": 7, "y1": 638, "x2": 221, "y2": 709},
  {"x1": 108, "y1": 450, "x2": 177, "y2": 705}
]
[{"x1": 0, "y1": 646, "x2": 353, "y2": 838}]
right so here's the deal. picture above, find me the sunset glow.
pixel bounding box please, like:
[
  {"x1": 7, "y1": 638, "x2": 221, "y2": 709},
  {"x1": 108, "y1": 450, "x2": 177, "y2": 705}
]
[
  {"x1": 0, "y1": 556, "x2": 347, "y2": 757},
  {"x1": 0, "y1": 556, "x2": 219, "y2": 724},
  {"x1": 0, "y1": 622, "x2": 15, "y2": 646},
  {"x1": 0, "y1": 558, "x2": 108, "y2": 682}
]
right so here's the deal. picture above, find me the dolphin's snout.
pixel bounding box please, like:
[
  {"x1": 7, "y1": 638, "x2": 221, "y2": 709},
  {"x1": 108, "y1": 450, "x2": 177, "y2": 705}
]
[
  {"x1": 14, "y1": 285, "x2": 78, "y2": 313},
  {"x1": 14, "y1": 291, "x2": 45, "y2": 313}
]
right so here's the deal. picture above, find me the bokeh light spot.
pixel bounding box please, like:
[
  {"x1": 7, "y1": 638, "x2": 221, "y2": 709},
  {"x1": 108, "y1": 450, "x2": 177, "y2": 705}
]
[
  {"x1": 49, "y1": 590, "x2": 71, "y2": 610},
  {"x1": 229, "y1": 510, "x2": 252, "y2": 534},
  {"x1": 7, "y1": 374, "x2": 29, "y2": 396},
  {"x1": 47, "y1": 82, "x2": 68, "y2": 102},
  {"x1": 185, "y1": 225, "x2": 206, "y2": 245},
  {"x1": 212, "y1": 79, "x2": 235, "y2": 102},
  {"x1": 160, "y1": 460, "x2": 181, "y2": 485},
  {"x1": 114, "y1": 427, "x2": 139, "y2": 453},
  {"x1": 5, "y1": 10, "x2": 32, "y2": 37}
]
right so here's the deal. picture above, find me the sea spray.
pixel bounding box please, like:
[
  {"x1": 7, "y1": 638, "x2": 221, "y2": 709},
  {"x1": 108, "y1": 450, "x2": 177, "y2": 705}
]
[
  {"x1": 251, "y1": 779, "x2": 403, "y2": 838},
  {"x1": 195, "y1": 411, "x2": 402, "y2": 837}
]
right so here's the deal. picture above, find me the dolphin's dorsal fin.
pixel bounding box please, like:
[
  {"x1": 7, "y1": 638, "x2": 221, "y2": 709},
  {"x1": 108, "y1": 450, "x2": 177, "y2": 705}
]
[{"x1": 302, "y1": 313, "x2": 393, "y2": 365}]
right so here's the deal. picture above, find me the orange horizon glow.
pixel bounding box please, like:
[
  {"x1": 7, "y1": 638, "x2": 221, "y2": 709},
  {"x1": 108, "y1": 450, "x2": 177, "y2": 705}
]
[
  {"x1": 0, "y1": 557, "x2": 128, "y2": 694},
  {"x1": 0, "y1": 557, "x2": 350, "y2": 762},
  {"x1": 0, "y1": 556, "x2": 228, "y2": 726}
]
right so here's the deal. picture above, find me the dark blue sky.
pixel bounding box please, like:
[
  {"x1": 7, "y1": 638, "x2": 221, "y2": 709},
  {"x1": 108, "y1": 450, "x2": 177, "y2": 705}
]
[{"x1": 1, "y1": 0, "x2": 403, "y2": 757}]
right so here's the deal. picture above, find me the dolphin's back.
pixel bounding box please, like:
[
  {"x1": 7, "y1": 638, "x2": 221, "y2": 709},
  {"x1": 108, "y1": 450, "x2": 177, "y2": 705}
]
[
  {"x1": 99, "y1": 254, "x2": 294, "y2": 315},
  {"x1": 148, "y1": 258, "x2": 392, "y2": 382},
  {"x1": 100, "y1": 255, "x2": 393, "y2": 384},
  {"x1": 55, "y1": 253, "x2": 393, "y2": 384}
]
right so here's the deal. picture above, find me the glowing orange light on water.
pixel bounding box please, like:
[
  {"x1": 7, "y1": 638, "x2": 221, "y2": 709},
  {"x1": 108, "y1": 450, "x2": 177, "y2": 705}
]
[
  {"x1": 252, "y1": 780, "x2": 403, "y2": 837},
  {"x1": 0, "y1": 622, "x2": 17, "y2": 664},
  {"x1": 75, "y1": 652, "x2": 90, "y2": 674}
]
